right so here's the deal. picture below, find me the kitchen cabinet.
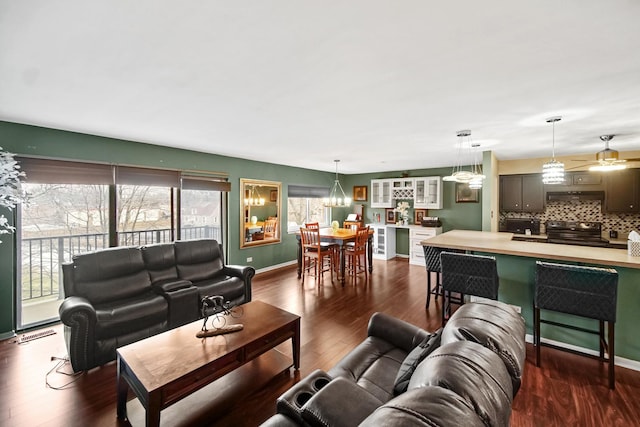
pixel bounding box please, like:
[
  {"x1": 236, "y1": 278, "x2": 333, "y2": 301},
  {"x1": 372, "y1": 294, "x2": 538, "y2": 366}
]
[
  {"x1": 409, "y1": 226, "x2": 443, "y2": 266},
  {"x1": 371, "y1": 176, "x2": 443, "y2": 209},
  {"x1": 369, "y1": 224, "x2": 396, "y2": 260},
  {"x1": 371, "y1": 179, "x2": 393, "y2": 208},
  {"x1": 605, "y1": 168, "x2": 640, "y2": 213},
  {"x1": 500, "y1": 174, "x2": 544, "y2": 212},
  {"x1": 414, "y1": 177, "x2": 443, "y2": 209}
]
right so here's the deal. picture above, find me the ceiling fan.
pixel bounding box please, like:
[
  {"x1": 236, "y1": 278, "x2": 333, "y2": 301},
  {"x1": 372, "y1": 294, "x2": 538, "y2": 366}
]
[{"x1": 570, "y1": 135, "x2": 640, "y2": 171}]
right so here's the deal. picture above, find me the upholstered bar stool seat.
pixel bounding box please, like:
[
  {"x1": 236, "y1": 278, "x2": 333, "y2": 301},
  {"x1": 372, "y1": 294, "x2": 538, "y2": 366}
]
[
  {"x1": 440, "y1": 252, "x2": 499, "y2": 327},
  {"x1": 423, "y1": 246, "x2": 464, "y2": 309},
  {"x1": 534, "y1": 261, "x2": 618, "y2": 389}
]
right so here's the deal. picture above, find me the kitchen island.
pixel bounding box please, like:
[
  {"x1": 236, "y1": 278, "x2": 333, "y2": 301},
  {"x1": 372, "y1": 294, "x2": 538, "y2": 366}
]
[{"x1": 421, "y1": 229, "x2": 640, "y2": 367}]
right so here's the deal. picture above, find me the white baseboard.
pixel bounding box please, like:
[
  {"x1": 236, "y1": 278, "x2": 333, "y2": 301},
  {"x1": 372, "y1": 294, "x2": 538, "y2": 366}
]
[
  {"x1": 525, "y1": 334, "x2": 640, "y2": 372},
  {"x1": 255, "y1": 259, "x2": 297, "y2": 275}
]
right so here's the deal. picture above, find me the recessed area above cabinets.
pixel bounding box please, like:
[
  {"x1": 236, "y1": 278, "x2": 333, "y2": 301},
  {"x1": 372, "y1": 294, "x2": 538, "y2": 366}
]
[{"x1": 370, "y1": 177, "x2": 442, "y2": 209}]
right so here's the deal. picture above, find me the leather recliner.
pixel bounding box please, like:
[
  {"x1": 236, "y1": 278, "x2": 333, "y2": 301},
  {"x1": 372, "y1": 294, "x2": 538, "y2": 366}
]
[{"x1": 59, "y1": 239, "x2": 254, "y2": 372}]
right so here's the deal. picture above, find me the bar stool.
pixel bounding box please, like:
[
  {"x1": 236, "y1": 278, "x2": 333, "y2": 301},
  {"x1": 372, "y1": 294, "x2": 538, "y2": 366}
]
[
  {"x1": 440, "y1": 252, "x2": 499, "y2": 327},
  {"x1": 423, "y1": 246, "x2": 463, "y2": 309},
  {"x1": 534, "y1": 261, "x2": 618, "y2": 389}
]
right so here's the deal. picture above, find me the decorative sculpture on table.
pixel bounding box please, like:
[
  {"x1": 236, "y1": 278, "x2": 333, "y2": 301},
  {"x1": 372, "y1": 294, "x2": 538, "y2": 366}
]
[{"x1": 196, "y1": 295, "x2": 245, "y2": 338}]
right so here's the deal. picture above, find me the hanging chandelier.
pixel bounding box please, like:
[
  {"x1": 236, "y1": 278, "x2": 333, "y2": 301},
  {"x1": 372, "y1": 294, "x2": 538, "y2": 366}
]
[
  {"x1": 443, "y1": 130, "x2": 485, "y2": 188},
  {"x1": 323, "y1": 160, "x2": 351, "y2": 208},
  {"x1": 542, "y1": 116, "x2": 565, "y2": 184},
  {"x1": 244, "y1": 185, "x2": 265, "y2": 206}
]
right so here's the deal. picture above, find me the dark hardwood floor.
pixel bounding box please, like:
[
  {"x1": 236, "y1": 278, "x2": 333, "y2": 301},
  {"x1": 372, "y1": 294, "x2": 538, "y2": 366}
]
[{"x1": 2, "y1": 258, "x2": 640, "y2": 426}]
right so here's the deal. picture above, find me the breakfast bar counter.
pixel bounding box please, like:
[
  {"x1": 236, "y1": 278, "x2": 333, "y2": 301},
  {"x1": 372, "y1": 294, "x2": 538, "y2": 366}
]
[
  {"x1": 421, "y1": 229, "x2": 640, "y2": 365},
  {"x1": 420, "y1": 229, "x2": 640, "y2": 270}
]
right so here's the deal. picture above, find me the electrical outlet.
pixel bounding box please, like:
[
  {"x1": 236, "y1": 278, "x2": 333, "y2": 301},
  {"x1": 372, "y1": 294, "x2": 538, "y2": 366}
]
[{"x1": 246, "y1": 257, "x2": 253, "y2": 262}]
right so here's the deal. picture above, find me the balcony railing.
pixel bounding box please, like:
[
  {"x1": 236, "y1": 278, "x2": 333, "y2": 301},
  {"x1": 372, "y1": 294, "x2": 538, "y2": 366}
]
[{"x1": 20, "y1": 226, "x2": 219, "y2": 302}]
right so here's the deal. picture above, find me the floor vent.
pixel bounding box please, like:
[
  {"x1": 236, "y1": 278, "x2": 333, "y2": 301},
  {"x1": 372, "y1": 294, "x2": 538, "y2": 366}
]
[{"x1": 18, "y1": 329, "x2": 56, "y2": 344}]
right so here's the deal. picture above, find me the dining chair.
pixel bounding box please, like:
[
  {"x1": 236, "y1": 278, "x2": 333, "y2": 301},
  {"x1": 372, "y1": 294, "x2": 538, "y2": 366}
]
[
  {"x1": 305, "y1": 222, "x2": 339, "y2": 272},
  {"x1": 440, "y1": 252, "x2": 499, "y2": 327},
  {"x1": 534, "y1": 261, "x2": 618, "y2": 389},
  {"x1": 300, "y1": 227, "x2": 334, "y2": 283},
  {"x1": 263, "y1": 219, "x2": 277, "y2": 239},
  {"x1": 344, "y1": 226, "x2": 369, "y2": 282}
]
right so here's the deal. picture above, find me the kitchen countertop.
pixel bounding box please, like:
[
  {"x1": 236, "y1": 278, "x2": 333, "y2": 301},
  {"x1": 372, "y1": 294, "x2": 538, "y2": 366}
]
[{"x1": 421, "y1": 229, "x2": 640, "y2": 270}]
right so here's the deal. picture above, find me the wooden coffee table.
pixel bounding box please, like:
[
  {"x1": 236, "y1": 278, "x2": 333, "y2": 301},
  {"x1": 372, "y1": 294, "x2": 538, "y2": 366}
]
[{"x1": 116, "y1": 300, "x2": 300, "y2": 426}]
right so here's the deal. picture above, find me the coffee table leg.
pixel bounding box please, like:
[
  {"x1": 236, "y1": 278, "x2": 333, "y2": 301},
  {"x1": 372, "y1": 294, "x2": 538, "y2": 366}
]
[
  {"x1": 293, "y1": 318, "x2": 301, "y2": 369},
  {"x1": 147, "y1": 393, "x2": 162, "y2": 427},
  {"x1": 116, "y1": 356, "x2": 128, "y2": 421}
]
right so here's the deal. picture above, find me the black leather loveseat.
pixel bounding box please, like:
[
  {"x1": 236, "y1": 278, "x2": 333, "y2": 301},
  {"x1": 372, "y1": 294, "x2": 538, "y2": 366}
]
[
  {"x1": 59, "y1": 239, "x2": 254, "y2": 372},
  {"x1": 261, "y1": 299, "x2": 526, "y2": 427}
]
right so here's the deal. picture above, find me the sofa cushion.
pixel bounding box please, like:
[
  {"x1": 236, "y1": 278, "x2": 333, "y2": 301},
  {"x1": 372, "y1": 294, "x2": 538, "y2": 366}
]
[
  {"x1": 441, "y1": 299, "x2": 526, "y2": 395},
  {"x1": 361, "y1": 386, "x2": 486, "y2": 427},
  {"x1": 393, "y1": 328, "x2": 442, "y2": 396},
  {"x1": 94, "y1": 292, "x2": 168, "y2": 339},
  {"x1": 140, "y1": 243, "x2": 180, "y2": 284},
  {"x1": 328, "y1": 336, "x2": 407, "y2": 403},
  {"x1": 175, "y1": 239, "x2": 225, "y2": 282},
  {"x1": 408, "y1": 341, "x2": 513, "y2": 427},
  {"x1": 193, "y1": 276, "x2": 246, "y2": 302},
  {"x1": 71, "y1": 247, "x2": 151, "y2": 304}
]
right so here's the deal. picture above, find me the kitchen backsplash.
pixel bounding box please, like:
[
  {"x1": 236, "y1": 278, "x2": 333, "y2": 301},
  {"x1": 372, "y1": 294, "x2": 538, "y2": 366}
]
[{"x1": 501, "y1": 200, "x2": 640, "y2": 237}]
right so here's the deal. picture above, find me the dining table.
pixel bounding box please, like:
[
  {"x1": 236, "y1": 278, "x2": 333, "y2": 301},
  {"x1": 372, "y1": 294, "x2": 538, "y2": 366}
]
[{"x1": 295, "y1": 227, "x2": 374, "y2": 285}]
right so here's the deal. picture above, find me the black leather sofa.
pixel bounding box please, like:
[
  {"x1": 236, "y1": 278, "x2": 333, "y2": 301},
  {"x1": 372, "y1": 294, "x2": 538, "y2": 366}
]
[
  {"x1": 58, "y1": 239, "x2": 254, "y2": 372},
  {"x1": 261, "y1": 300, "x2": 526, "y2": 427}
]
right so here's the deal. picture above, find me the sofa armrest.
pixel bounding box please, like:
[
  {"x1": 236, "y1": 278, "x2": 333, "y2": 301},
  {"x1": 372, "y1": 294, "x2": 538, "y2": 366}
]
[
  {"x1": 301, "y1": 378, "x2": 383, "y2": 427},
  {"x1": 223, "y1": 264, "x2": 255, "y2": 302},
  {"x1": 58, "y1": 296, "x2": 97, "y2": 372},
  {"x1": 367, "y1": 312, "x2": 430, "y2": 353}
]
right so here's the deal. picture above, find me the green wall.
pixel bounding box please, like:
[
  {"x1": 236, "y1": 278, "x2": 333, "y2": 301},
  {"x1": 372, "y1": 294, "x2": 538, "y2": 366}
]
[{"x1": 0, "y1": 121, "x2": 482, "y2": 336}]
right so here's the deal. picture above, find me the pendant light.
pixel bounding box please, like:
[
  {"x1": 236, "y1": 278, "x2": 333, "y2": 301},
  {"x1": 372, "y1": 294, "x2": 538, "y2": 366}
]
[
  {"x1": 443, "y1": 130, "x2": 485, "y2": 188},
  {"x1": 542, "y1": 116, "x2": 565, "y2": 184},
  {"x1": 244, "y1": 185, "x2": 265, "y2": 206},
  {"x1": 323, "y1": 160, "x2": 351, "y2": 207}
]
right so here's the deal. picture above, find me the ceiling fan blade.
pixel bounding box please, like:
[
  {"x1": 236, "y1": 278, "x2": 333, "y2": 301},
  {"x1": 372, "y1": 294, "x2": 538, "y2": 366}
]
[{"x1": 622, "y1": 157, "x2": 640, "y2": 162}]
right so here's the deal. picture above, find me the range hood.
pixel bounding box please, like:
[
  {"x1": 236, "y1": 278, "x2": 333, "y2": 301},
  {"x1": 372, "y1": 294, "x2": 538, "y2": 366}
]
[{"x1": 546, "y1": 191, "x2": 605, "y2": 202}]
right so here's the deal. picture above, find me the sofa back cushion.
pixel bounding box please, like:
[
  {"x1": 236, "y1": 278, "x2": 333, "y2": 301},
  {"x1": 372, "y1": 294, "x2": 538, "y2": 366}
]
[
  {"x1": 174, "y1": 239, "x2": 224, "y2": 282},
  {"x1": 408, "y1": 341, "x2": 513, "y2": 427},
  {"x1": 361, "y1": 386, "x2": 486, "y2": 427},
  {"x1": 140, "y1": 243, "x2": 179, "y2": 284},
  {"x1": 70, "y1": 247, "x2": 151, "y2": 304},
  {"x1": 441, "y1": 299, "x2": 526, "y2": 396}
]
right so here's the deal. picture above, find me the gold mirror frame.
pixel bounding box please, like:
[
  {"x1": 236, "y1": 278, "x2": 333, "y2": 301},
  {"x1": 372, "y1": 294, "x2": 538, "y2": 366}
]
[{"x1": 240, "y1": 178, "x2": 282, "y2": 248}]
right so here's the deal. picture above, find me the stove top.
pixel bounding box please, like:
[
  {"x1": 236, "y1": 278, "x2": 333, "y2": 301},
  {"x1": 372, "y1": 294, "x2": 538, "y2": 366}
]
[{"x1": 545, "y1": 220, "x2": 610, "y2": 247}]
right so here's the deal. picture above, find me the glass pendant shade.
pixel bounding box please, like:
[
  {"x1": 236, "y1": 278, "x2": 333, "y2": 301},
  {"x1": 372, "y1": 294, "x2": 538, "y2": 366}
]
[
  {"x1": 443, "y1": 130, "x2": 485, "y2": 188},
  {"x1": 542, "y1": 116, "x2": 565, "y2": 185},
  {"x1": 323, "y1": 160, "x2": 351, "y2": 207}
]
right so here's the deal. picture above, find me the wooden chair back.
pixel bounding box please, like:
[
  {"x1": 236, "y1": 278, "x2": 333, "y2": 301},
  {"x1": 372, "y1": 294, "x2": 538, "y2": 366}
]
[{"x1": 263, "y1": 219, "x2": 277, "y2": 238}]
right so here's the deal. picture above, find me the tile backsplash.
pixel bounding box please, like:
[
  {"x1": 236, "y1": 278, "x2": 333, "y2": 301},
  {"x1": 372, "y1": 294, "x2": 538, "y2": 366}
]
[{"x1": 501, "y1": 200, "x2": 640, "y2": 238}]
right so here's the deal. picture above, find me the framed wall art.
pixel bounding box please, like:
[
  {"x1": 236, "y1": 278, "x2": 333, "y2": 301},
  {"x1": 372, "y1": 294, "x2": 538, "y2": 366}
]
[
  {"x1": 414, "y1": 209, "x2": 426, "y2": 224},
  {"x1": 455, "y1": 183, "x2": 479, "y2": 203},
  {"x1": 353, "y1": 185, "x2": 368, "y2": 202},
  {"x1": 385, "y1": 208, "x2": 396, "y2": 224}
]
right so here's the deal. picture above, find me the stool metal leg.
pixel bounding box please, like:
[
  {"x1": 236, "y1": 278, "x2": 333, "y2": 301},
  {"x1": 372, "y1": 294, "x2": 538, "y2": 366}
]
[
  {"x1": 609, "y1": 321, "x2": 615, "y2": 390},
  {"x1": 534, "y1": 305, "x2": 541, "y2": 367}
]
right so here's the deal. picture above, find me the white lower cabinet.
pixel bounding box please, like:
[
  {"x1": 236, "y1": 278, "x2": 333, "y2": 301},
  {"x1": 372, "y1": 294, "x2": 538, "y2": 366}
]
[
  {"x1": 369, "y1": 224, "x2": 396, "y2": 260},
  {"x1": 409, "y1": 227, "x2": 443, "y2": 266}
]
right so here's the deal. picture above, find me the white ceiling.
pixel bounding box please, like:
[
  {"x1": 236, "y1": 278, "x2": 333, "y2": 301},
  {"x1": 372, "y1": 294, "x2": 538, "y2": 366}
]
[{"x1": 1, "y1": 1, "x2": 640, "y2": 174}]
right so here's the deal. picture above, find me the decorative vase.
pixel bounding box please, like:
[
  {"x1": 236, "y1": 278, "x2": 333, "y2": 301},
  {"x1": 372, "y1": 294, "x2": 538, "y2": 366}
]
[
  {"x1": 331, "y1": 220, "x2": 339, "y2": 232},
  {"x1": 251, "y1": 216, "x2": 258, "y2": 225}
]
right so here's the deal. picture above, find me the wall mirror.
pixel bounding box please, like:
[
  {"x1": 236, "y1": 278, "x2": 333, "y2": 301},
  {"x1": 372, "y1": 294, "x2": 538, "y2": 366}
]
[{"x1": 240, "y1": 178, "x2": 282, "y2": 248}]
